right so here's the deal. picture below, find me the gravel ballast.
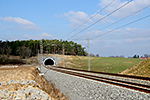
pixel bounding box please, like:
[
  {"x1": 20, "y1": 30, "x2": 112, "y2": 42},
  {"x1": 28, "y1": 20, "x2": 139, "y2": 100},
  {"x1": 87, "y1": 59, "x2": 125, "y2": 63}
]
[
  {"x1": 0, "y1": 80, "x2": 50, "y2": 100},
  {"x1": 44, "y1": 69, "x2": 150, "y2": 100}
]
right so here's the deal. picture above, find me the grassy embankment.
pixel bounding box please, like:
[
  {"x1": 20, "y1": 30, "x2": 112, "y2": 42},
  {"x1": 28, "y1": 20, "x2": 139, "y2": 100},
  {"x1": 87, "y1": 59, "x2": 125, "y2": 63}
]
[
  {"x1": 121, "y1": 58, "x2": 150, "y2": 77},
  {"x1": 2, "y1": 54, "x2": 147, "y2": 76},
  {"x1": 62, "y1": 55, "x2": 145, "y2": 74}
]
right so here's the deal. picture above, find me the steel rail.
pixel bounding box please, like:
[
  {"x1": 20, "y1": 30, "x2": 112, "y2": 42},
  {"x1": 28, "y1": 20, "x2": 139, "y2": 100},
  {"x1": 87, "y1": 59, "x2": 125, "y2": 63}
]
[
  {"x1": 54, "y1": 66, "x2": 150, "y2": 81},
  {"x1": 45, "y1": 66, "x2": 150, "y2": 94}
]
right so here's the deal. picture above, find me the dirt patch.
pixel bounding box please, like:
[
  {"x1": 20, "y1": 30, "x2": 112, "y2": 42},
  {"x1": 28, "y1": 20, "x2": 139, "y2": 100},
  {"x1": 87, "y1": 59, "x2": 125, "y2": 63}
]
[{"x1": 0, "y1": 66, "x2": 70, "y2": 100}]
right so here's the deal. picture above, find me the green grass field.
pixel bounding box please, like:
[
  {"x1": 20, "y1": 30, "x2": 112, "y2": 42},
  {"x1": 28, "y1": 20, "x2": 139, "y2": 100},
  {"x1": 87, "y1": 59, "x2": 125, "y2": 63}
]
[{"x1": 65, "y1": 56, "x2": 145, "y2": 74}]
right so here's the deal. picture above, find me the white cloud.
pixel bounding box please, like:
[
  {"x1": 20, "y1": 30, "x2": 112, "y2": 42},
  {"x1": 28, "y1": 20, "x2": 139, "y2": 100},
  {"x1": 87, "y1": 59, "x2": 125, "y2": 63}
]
[
  {"x1": 125, "y1": 27, "x2": 150, "y2": 36},
  {"x1": 124, "y1": 39, "x2": 133, "y2": 42},
  {"x1": 23, "y1": 32, "x2": 53, "y2": 40},
  {"x1": 124, "y1": 37, "x2": 150, "y2": 43},
  {"x1": 0, "y1": 16, "x2": 41, "y2": 31},
  {"x1": 39, "y1": 32, "x2": 53, "y2": 38},
  {"x1": 90, "y1": 27, "x2": 150, "y2": 42},
  {"x1": 73, "y1": 30, "x2": 103, "y2": 43},
  {"x1": 0, "y1": 17, "x2": 35, "y2": 25},
  {"x1": 108, "y1": 27, "x2": 150, "y2": 44},
  {"x1": 0, "y1": 22, "x2": 3, "y2": 26},
  {"x1": 80, "y1": 27, "x2": 150, "y2": 49},
  {"x1": 0, "y1": 23, "x2": 3, "y2": 28},
  {"x1": 91, "y1": 13, "x2": 114, "y2": 23},
  {"x1": 64, "y1": 11, "x2": 114, "y2": 29},
  {"x1": 64, "y1": 11, "x2": 91, "y2": 28},
  {"x1": 99, "y1": 0, "x2": 150, "y2": 18},
  {"x1": 17, "y1": 25, "x2": 41, "y2": 31},
  {"x1": 87, "y1": 30, "x2": 103, "y2": 38},
  {"x1": 84, "y1": 30, "x2": 103, "y2": 36}
]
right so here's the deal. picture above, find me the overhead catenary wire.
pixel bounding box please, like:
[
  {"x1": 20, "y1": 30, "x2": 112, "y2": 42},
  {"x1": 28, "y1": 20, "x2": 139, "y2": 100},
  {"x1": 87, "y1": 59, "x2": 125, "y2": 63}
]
[
  {"x1": 62, "y1": 0, "x2": 116, "y2": 38},
  {"x1": 67, "y1": 0, "x2": 133, "y2": 40},
  {"x1": 74, "y1": 4, "x2": 150, "y2": 40},
  {"x1": 71, "y1": 36, "x2": 150, "y2": 41},
  {"x1": 97, "y1": 5, "x2": 150, "y2": 31},
  {"x1": 91, "y1": 14, "x2": 150, "y2": 40}
]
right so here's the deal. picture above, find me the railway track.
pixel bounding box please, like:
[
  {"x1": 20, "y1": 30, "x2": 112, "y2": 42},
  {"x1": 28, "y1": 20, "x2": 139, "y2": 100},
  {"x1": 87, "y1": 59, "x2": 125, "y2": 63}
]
[{"x1": 45, "y1": 66, "x2": 150, "y2": 94}]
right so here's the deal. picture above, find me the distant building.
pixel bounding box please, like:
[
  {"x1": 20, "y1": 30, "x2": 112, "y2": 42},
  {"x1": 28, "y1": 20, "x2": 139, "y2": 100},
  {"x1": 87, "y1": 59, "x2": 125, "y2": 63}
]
[
  {"x1": 109, "y1": 56, "x2": 115, "y2": 58},
  {"x1": 140, "y1": 57, "x2": 147, "y2": 59}
]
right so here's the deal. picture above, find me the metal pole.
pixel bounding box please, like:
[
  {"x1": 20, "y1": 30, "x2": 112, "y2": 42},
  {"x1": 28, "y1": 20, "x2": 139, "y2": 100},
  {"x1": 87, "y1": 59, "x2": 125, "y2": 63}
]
[
  {"x1": 88, "y1": 36, "x2": 90, "y2": 71},
  {"x1": 40, "y1": 39, "x2": 43, "y2": 61},
  {"x1": 54, "y1": 46, "x2": 55, "y2": 54},
  {"x1": 56, "y1": 45, "x2": 58, "y2": 66},
  {"x1": 63, "y1": 43, "x2": 65, "y2": 67},
  {"x1": 38, "y1": 49, "x2": 40, "y2": 67}
]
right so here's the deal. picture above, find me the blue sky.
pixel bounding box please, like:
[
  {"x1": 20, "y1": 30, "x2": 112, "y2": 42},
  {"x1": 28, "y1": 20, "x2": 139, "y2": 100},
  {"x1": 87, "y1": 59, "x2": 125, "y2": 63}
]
[{"x1": 0, "y1": 0, "x2": 150, "y2": 57}]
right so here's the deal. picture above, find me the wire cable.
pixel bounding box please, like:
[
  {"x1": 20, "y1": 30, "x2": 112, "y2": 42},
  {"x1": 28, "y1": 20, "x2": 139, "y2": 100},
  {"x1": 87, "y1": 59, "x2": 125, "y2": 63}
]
[
  {"x1": 67, "y1": 0, "x2": 133, "y2": 40},
  {"x1": 91, "y1": 14, "x2": 150, "y2": 40},
  {"x1": 71, "y1": 35, "x2": 150, "y2": 41},
  {"x1": 62, "y1": 0, "x2": 116, "y2": 38},
  {"x1": 96, "y1": 5, "x2": 150, "y2": 32},
  {"x1": 74, "y1": 4, "x2": 150, "y2": 40}
]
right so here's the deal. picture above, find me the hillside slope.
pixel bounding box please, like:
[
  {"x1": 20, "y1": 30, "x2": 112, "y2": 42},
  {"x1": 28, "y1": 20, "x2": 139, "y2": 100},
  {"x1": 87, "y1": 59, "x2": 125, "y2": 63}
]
[
  {"x1": 0, "y1": 66, "x2": 69, "y2": 100},
  {"x1": 40, "y1": 54, "x2": 144, "y2": 74},
  {"x1": 121, "y1": 58, "x2": 150, "y2": 77}
]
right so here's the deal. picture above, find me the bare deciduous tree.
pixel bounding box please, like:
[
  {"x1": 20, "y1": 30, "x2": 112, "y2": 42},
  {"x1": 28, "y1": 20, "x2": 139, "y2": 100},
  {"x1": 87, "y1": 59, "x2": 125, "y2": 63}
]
[
  {"x1": 0, "y1": 48, "x2": 7, "y2": 63},
  {"x1": 6, "y1": 46, "x2": 12, "y2": 59},
  {"x1": 17, "y1": 45, "x2": 31, "y2": 59},
  {"x1": 0, "y1": 42, "x2": 11, "y2": 63}
]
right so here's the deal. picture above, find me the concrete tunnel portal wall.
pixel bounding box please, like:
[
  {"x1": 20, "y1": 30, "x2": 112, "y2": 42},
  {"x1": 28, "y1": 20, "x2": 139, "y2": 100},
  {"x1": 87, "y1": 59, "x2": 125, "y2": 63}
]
[{"x1": 43, "y1": 57, "x2": 55, "y2": 66}]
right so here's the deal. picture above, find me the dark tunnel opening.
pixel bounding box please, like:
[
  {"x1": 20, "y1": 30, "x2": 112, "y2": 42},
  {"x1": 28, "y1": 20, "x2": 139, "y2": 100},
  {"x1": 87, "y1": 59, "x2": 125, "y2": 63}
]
[{"x1": 44, "y1": 59, "x2": 54, "y2": 65}]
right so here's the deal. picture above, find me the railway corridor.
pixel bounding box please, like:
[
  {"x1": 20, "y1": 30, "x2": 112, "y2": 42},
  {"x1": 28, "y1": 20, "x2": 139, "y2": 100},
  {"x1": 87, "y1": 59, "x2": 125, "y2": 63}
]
[{"x1": 40, "y1": 65, "x2": 150, "y2": 100}]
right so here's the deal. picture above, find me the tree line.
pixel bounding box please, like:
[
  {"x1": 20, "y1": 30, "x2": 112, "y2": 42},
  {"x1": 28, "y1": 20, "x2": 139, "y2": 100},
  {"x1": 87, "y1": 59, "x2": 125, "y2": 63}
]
[{"x1": 0, "y1": 39, "x2": 86, "y2": 59}]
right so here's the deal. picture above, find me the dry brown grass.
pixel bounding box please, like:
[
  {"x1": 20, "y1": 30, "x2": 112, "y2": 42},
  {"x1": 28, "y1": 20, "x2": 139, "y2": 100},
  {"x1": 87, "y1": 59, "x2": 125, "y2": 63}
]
[
  {"x1": 121, "y1": 58, "x2": 150, "y2": 77},
  {"x1": 0, "y1": 66, "x2": 70, "y2": 100}
]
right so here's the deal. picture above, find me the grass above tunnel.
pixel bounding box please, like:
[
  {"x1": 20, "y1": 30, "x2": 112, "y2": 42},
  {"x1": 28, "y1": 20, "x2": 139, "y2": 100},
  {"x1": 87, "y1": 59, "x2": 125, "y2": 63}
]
[{"x1": 63, "y1": 56, "x2": 145, "y2": 74}]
